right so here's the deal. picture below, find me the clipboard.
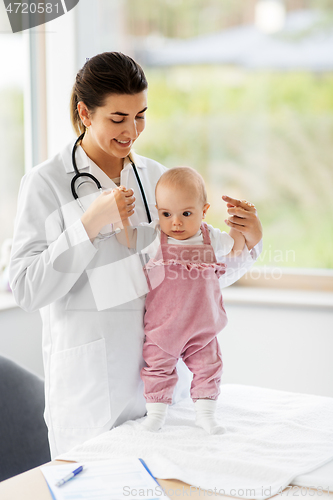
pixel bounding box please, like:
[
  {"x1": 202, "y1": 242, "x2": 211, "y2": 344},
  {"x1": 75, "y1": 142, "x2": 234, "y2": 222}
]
[{"x1": 41, "y1": 458, "x2": 162, "y2": 500}]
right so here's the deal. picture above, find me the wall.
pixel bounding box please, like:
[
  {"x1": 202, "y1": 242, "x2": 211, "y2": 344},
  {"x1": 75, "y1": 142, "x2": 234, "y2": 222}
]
[
  {"x1": 0, "y1": 297, "x2": 332, "y2": 397},
  {"x1": 218, "y1": 302, "x2": 333, "y2": 398},
  {"x1": 0, "y1": 305, "x2": 43, "y2": 377}
]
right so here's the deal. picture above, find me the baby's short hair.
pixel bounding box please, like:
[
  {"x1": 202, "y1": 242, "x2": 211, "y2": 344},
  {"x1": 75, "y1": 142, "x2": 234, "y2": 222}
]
[{"x1": 155, "y1": 167, "x2": 208, "y2": 206}]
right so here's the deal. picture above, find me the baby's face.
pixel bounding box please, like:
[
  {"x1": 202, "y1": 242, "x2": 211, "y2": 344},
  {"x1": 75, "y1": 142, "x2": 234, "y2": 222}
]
[{"x1": 156, "y1": 184, "x2": 210, "y2": 240}]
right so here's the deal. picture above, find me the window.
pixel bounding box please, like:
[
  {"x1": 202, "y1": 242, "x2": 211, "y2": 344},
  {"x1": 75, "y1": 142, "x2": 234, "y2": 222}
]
[
  {"x1": 74, "y1": 0, "x2": 333, "y2": 272},
  {"x1": 0, "y1": 4, "x2": 25, "y2": 250},
  {"x1": 3, "y1": 0, "x2": 332, "y2": 275}
]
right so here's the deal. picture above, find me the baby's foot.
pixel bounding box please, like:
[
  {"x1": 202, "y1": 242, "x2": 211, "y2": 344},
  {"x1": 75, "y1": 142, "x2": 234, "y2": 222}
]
[
  {"x1": 195, "y1": 416, "x2": 226, "y2": 435},
  {"x1": 194, "y1": 399, "x2": 226, "y2": 435},
  {"x1": 141, "y1": 402, "x2": 168, "y2": 432}
]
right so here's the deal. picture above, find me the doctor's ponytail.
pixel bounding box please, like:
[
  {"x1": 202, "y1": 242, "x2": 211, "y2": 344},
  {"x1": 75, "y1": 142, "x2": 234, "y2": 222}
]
[{"x1": 70, "y1": 52, "x2": 148, "y2": 136}]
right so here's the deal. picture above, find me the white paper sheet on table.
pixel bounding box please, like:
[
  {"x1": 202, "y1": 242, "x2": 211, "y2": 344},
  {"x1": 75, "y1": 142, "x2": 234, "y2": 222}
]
[
  {"x1": 58, "y1": 385, "x2": 333, "y2": 500},
  {"x1": 41, "y1": 458, "x2": 162, "y2": 500}
]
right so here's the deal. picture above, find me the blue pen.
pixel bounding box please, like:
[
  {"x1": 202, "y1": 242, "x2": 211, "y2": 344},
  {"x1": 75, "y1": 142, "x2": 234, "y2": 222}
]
[{"x1": 55, "y1": 465, "x2": 84, "y2": 487}]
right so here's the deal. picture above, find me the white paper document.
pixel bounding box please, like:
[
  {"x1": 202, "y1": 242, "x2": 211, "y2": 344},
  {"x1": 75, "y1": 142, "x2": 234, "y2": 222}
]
[{"x1": 41, "y1": 458, "x2": 163, "y2": 500}]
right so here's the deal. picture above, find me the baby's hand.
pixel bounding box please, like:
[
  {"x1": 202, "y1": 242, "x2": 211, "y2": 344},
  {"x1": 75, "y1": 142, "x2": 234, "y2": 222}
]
[
  {"x1": 222, "y1": 195, "x2": 247, "y2": 256},
  {"x1": 113, "y1": 186, "x2": 135, "y2": 225}
]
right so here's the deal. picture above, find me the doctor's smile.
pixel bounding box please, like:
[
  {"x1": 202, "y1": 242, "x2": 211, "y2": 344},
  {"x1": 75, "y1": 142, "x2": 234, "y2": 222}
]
[{"x1": 114, "y1": 139, "x2": 132, "y2": 146}]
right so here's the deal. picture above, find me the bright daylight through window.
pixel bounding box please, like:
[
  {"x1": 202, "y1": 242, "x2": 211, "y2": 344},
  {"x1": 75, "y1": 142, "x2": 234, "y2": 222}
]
[
  {"x1": 1, "y1": 0, "x2": 333, "y2": 298},
  {"x1": 113, "y1": 0, "x2": 333, "y2": 270},
  {"x1": 0, "y1": 5, "x2": 25, "y2": 292}
]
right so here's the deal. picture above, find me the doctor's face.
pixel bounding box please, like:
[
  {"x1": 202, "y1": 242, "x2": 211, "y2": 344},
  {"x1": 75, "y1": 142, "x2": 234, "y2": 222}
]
[{"x1": 83, "y1": 91, "x2": 147, "y2": 162}]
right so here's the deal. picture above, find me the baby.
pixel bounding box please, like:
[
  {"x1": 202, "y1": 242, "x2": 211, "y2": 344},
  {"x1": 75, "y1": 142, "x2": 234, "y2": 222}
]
[{"x1": 117, "y1": 167, "x2": 245, "y2": 434}]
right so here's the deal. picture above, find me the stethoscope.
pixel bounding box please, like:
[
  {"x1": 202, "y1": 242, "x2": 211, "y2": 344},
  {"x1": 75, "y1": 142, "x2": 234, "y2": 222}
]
[{"x1": 71, "y1": 133, "x2": 152, "y2": 238}]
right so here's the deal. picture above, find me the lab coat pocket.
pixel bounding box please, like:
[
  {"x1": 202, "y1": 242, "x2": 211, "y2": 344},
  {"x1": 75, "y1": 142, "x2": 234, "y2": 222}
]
[{"x1": 49, "y1": 338, "x2": 111, "y2": 429}]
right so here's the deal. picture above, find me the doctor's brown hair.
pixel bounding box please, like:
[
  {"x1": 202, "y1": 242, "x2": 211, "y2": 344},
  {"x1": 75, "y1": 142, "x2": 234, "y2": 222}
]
[{"x1": 70, "y1": 52, "x2": 148, "y2": 136}]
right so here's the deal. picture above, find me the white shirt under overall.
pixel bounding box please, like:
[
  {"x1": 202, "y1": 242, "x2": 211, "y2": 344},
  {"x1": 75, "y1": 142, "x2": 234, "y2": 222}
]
[{"x1": 137, "y1": 219, "x2": 235, "y2": 259}]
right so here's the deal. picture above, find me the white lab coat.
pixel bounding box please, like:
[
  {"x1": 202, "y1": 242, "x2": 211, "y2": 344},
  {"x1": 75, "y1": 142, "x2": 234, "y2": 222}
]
[{"x1": 9, "y1": 141, "x2": 261, "y2": 458}]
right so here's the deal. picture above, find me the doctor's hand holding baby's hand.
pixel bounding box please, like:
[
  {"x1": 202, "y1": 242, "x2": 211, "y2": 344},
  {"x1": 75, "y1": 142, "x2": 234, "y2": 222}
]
[
  {"x1": 222, "y1": 195, "x2": 262, "y2": 251},
  {"x1": 81, "y1": 186, "x2": 135, "y2": 241}
]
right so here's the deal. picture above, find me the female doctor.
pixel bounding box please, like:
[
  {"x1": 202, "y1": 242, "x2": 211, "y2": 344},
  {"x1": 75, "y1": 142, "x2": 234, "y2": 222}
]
[{"x1": 9, "y1": 52, "x2": 263, "y2": 458}]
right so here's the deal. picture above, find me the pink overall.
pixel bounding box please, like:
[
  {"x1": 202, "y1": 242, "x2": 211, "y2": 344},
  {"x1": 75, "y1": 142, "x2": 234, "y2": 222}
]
[{"x1": 141, "y1": 223, "x2": 228, "y2": 404}]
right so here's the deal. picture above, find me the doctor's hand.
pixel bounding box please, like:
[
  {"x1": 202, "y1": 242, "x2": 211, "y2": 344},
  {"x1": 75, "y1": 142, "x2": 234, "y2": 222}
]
[
  {"x1": 222, "y1": 195, "x2": 262, "y2": 251},
  {"x1": 81, "y1": 187, "x2": 135, "y2": 241}
]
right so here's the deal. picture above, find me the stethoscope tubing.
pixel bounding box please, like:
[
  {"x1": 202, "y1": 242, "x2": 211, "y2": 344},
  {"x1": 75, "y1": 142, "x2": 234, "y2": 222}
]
[
  {"x1": 71, "y1": 133, "x2": 151, "y2": 224},
  {"x1": 129, "y1": 158, "x2": 152, "y2": 224}
]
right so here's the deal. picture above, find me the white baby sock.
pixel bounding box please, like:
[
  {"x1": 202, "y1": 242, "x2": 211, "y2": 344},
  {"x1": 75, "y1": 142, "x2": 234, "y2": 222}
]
[
  {"x1": 194, "y1": 399, "x2": 226, "y2": 435},
  {"x1": 142, "y1": 402, "x2": 168, "y2": 432}
]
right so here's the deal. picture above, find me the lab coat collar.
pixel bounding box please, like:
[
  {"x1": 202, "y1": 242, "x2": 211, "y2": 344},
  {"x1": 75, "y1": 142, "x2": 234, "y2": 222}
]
[
  {"x1": 60, "y1": 141, "x2": 147, "y2": 176},
  {"x1": 128, "y1": 150, "x2": 147, "y2": 169}
]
